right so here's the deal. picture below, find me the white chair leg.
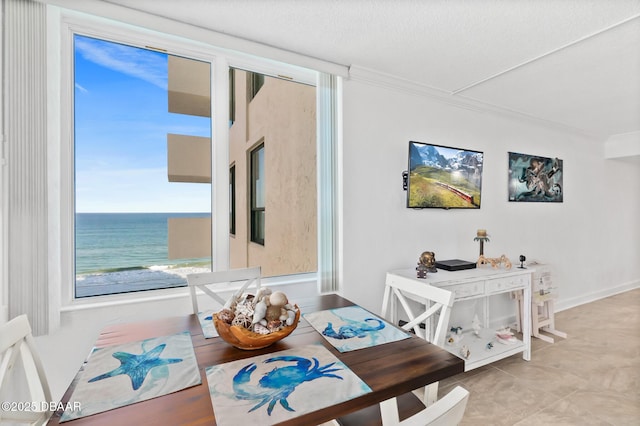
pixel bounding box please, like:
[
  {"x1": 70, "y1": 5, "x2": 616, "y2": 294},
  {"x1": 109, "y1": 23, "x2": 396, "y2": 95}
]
[
  {"x1": 423, "y1": 382, "x2": 438, "y2": 407},
  {"x1": 380, "y1": 397, "x2": 401, "y2": 425}
]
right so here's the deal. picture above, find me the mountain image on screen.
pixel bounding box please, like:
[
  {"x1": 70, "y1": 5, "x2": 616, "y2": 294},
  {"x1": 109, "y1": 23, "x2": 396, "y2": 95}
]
[{"x1": 407, "y1": 141, "x2": 483, "y2": 209}]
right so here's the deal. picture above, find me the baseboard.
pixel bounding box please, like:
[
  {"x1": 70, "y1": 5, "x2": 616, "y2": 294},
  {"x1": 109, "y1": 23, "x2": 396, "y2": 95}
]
[{"x1": 555, "y1": 279, "x2": 640, "y2": 312}]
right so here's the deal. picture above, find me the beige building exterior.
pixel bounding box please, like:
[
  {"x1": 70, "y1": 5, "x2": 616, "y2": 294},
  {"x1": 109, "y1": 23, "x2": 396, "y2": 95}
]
[{"x1": 166, "y1": 57, "x2": 317, "y2": 277}]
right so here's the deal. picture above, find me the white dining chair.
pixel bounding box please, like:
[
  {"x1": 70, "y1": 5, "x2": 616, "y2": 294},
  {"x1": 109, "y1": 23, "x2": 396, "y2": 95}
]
[
  {"x1": 0, "y1": 315, "x2": 53, "y2": 426},
  {"x1": 186, "y1": 266, "x2": 262, "y2": 314},
  {"x1": 336, "y1": 273, "x2": 468, "y2": 426},
  {"x1": 379, "y1": 385, "x2": 469, "y2": 426},
  {"x1": 382, "y1": 272, "x2": 456, "y2": 406}
]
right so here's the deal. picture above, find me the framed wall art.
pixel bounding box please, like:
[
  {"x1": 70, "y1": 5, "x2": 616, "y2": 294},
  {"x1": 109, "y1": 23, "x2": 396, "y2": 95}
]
[{"x1": 508, "y1": 152, "x2": 563, "y2": 202}]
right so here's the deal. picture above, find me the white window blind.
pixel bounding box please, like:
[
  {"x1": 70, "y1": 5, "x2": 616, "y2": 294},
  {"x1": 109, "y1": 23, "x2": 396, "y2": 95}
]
[
  {"x1": 317, "y1": 73, "x2": 341, "y2": 294},
  {"x1": 3, "y1": 0, "x2": 54, "y2": 335}
]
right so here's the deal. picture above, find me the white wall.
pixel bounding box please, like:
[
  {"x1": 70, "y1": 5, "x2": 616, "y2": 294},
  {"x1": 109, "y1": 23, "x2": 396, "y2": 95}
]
[{"x1": 340, "y1": 77, "x2": 640, "y2": 316}]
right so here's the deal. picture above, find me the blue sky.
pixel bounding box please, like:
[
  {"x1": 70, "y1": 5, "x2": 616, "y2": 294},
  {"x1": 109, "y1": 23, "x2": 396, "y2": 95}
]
[{"x1": 74, "y1": 35, "x2": 211, "y2": 213}]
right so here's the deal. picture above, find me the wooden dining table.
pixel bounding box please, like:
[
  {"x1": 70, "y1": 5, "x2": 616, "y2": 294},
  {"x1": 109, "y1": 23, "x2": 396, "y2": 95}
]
[{"x1": 47, "y1": 293, "x2": 464, "y2": 425}]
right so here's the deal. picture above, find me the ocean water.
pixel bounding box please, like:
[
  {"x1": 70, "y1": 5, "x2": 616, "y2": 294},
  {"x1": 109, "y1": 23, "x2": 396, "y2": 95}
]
[{"x1": 75, "y1": 212, "x2": 211, "y2": 275}]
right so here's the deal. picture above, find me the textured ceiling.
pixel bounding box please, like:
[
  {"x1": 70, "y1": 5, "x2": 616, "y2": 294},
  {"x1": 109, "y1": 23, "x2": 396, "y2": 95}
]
[{"x1": 104, "y1": 0, "x2": 640, "y2": 141}]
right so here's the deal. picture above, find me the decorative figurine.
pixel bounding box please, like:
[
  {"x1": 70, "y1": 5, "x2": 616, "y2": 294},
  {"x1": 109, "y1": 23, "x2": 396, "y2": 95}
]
[
  {"x1": 475, "y1": 230, "x2": 512, "y2": 269},
  {"x1": 447, "y1": 333, "x2": 464, "y2": 345},
  {"x1": 416, "y1": 263, "x2": 428, "y2": 279},
  {"x1": 447, "y1": 326, "x2": 464, "y2": 345},
  {"x1": 472, "y1": 314, "x2": 481, "y2": 336},
  {"x1": 474, "y1": 229, "x2": 490, "y2": 256},
  {"x1": 477, "y1": 254, "x2": 512, "y2": 269},
  {"x1": 460, "y1": 345, "x2": 470, "y2": 359},
  {"x1": 495, "y1": 327, "x2": 518, "y2": 345},
  {"x1": 419, "y1": 251, "x2": 438, "y2": 273}
]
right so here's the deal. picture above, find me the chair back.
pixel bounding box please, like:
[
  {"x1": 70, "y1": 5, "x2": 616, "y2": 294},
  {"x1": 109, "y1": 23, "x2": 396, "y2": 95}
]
[
  {"x1": 380, "y1": 385, "x2": 469, "y2": 426},
  {"x1": 0, "y1": 315, "x2": 53, "y2": 425},
  {"x1": 186, "y1": 266, "x2": 261, "y2": 314},
  {"x1": 382, "y1": 273, "x2": 455, "y2": 347},
  {"x1": 336, "y1": 275, "x2": 467, "y2": 426}
]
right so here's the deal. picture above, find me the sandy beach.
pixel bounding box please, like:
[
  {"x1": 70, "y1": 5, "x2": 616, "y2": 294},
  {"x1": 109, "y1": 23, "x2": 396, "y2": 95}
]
[{"x1": 76, "y1": 265, "x2": 211, "y2": 298}]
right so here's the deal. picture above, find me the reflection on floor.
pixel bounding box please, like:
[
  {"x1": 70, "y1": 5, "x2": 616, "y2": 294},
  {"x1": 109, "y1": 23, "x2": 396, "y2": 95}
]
[{"x1": 437, "y1": 288, "x2": 640, "y2": 425}]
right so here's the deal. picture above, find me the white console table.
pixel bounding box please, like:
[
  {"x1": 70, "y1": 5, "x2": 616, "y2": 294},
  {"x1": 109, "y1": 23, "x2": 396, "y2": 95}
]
[{"x1": 388, "y1": 266, "x2": 532, "y2": 371}]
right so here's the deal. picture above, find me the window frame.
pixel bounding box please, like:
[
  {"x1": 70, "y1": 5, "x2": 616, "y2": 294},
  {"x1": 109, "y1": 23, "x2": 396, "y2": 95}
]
[
  {"x1": 249, "y1": 143, "x2": 265, "y2": 245},
  {"x1": 229, "y1": 163, "x2": 236, "y2": 236},
  {"x1": 229, "y1": 68, "x2": 236, "y2": 126},
  {"x1": 247, "y1": 71, "x2": 265, "y2": 102},
  {"x1": 54, "y1": 10, "x2": 337, "y2": 308}
]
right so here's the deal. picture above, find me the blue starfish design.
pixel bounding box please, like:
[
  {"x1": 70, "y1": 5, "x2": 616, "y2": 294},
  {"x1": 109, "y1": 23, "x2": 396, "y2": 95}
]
[{"x1": 89, "y1": 343, "x2": 183, "y2": 391}]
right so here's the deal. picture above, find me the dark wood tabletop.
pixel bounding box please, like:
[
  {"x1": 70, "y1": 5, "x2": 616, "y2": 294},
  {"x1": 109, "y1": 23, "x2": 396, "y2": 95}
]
[{"x1": 47, "y1": 293, "x2": 464, "y2": 425}]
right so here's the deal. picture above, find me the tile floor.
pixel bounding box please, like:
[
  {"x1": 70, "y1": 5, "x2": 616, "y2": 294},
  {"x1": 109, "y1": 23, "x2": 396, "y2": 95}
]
[{"x1": 437, "y1": 288, "x2": 640, "y2": 425}]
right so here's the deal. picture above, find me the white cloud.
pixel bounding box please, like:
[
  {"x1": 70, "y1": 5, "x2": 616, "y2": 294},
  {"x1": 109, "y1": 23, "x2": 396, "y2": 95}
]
[
  {"x1": 75, "y1": 83, "x2": 89, "y2": 93},
  {"x1": 75, "y1": 36, "x2": 167, "y2": 90}
]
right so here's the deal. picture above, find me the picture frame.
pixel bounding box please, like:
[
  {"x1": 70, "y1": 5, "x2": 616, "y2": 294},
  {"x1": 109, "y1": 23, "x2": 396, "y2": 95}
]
[{"x1": 508, "y1": 152, "x2": 563, "y2": 202}]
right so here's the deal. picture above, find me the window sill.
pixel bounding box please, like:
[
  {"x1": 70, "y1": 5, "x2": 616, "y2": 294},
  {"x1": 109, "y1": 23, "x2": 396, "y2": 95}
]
[
  {"x1": 60, "y1": 286, "x2": 191, "y2": 312},
  {"x1": 60, "y1": 272, "x2": 318, "y2": 313}
]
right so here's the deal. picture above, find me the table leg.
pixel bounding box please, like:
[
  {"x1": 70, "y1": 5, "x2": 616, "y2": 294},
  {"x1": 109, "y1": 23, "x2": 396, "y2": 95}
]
[{"x1": 522, "y1": 278, "x2": 532, "y2": 361}]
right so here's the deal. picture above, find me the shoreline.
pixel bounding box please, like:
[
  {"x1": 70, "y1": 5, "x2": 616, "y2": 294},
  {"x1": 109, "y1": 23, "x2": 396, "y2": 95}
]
[{"x1": 75, "y1": 265, "x2": 211, "y2": 298}]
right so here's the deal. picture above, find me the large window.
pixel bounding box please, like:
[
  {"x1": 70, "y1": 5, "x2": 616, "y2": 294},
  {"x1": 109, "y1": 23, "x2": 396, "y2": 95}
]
[
  {"x1": 228, "y1": 69, "x2": 318, "y2": 276},
  {"x1": 59, "y1": 17, "x2": 334, "y2": 303},
  {"x1": 73, "y1": 35, "x2": 212, "y2": 297}
]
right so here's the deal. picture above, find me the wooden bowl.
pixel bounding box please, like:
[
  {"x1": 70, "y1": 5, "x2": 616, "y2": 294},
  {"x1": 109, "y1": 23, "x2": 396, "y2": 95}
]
[{"x1": 213, "y1": 305, "x2": 301, "y2": 350}]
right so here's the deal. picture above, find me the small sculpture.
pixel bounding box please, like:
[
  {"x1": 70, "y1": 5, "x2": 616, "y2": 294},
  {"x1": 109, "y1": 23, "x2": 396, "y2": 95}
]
[
  {"x1": 447, "y1": 333, "x2": 464, "y2": 345},
  {"x1": 447, "y1": 326, "x2": 463, "y2": 345},
  {"x1": 419, "y1": 251, "x2": 438, "y2": 273},
  {"x1": 474, "y1": 229, "x2": 490, "y2": 256},
  {"x1": 472, "y1": 314, "x2": 481, "y2": 336},
  {"x1": 460, "y1": 345, "x2": 470, "y2": 359},
  {"x1": 495, "y1": 327, "x2": 517, "y2": 345},
  {"x1": 416, "y1": 263, "x2": 429, "y2": 279},
  {"x1": 477, "y1": 254, "x2": 512, "y2": 269}
]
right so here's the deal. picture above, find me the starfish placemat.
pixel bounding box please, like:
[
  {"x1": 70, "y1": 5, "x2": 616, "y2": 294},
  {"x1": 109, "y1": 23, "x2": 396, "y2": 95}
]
[
  {"x1": 303, "y1": 305, "x2": 411, "y2": 352},
  {"x1": 197, "y1": 310, "x2": 219, "y2": 338},
  {"x1": 206, "y1": 343, "x2": 371, "y2": 425},
  {"x1": 59, "y1": 331, "x2": 201, "y2": 422}
]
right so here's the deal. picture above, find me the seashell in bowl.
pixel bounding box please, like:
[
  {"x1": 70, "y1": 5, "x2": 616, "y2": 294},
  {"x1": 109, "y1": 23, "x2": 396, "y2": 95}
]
[{"x1": 213, "y1": 305, "x2": 301, "y2": 350}]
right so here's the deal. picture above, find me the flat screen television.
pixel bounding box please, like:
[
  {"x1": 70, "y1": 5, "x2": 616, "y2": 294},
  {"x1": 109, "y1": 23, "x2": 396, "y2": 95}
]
[{"x1": 407, "y1": 141, "x2": 484, "y2": 209}]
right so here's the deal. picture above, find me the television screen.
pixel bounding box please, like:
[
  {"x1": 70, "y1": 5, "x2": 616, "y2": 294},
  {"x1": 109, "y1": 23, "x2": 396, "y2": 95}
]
[{"x1": 407, "y1": 141, "x2": 484, "y2": 209}]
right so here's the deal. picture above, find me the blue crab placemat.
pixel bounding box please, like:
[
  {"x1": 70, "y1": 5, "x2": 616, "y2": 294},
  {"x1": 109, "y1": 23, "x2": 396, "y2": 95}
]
[
  {"x1": 303, "y1": 305, "x2": 410, "y2": 352},
  {"x1": 206, "y1": 343, "x2": 371, "y2": 425},
  {"x1": 197, "y1": 310, "x2": 219, "y2": 338},
  {"x1": 59, "y1": 331, "x2": 201, "y2": 422}
]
